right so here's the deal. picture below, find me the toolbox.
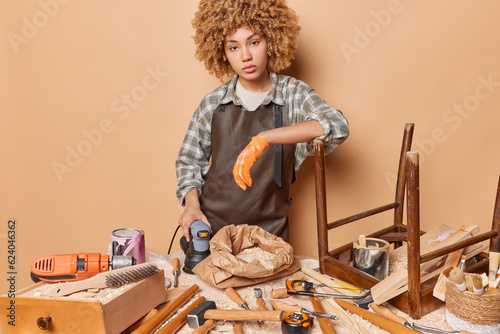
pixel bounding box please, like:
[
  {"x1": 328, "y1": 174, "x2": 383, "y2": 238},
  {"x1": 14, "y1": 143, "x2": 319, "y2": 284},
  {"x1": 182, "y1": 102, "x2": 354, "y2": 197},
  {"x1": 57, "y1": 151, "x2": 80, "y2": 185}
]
[{"x1": 0, "y1": 269, "x2": 166, "y2": 334}]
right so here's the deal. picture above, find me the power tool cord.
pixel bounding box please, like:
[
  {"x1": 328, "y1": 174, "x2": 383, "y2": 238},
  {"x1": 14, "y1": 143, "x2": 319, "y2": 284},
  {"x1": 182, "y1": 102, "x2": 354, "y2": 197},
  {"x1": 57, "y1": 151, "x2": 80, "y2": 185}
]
[{"x1": 167, "y1": 225, "x2": 181, "y2": 255}]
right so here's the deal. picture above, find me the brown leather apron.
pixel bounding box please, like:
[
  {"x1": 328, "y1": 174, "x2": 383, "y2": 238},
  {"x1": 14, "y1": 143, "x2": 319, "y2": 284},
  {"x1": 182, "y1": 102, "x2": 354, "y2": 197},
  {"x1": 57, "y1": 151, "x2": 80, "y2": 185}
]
[{"x1": 199, "y1": 102, "x2": 295, "y2": 241}]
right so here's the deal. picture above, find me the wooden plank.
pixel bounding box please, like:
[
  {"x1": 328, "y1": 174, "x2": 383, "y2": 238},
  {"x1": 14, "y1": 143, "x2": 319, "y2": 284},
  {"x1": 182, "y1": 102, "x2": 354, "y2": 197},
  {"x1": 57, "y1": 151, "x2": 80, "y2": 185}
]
[
  {"x1": 371, "y1": 224, "x2": 479, "y2": 304},
  {"x1": 102, "y1": 270, "x2": 166, "y2": 334},
  {"x1": 432, "y1": 250, "x2": 463, "y2": 301},
  {"x1": 389, "y1": 224, "x2": 456, "y2": 264},
  {"x1": 301, "y1": 266, "x2": 362, "y2": 296},
  {"x1": 319, "y1": 289, "x2": 368, "y2": 334}
]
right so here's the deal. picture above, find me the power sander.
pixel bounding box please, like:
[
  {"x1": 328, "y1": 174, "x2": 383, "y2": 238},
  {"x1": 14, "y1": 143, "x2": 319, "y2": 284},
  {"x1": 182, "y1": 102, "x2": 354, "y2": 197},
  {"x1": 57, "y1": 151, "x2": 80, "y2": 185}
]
[
  {"x1": 182, "y1": 220, "x2": 211, "y2": 274},
  {"x1": 30, "y1": 252, "x2": 136, "y2": 283}
]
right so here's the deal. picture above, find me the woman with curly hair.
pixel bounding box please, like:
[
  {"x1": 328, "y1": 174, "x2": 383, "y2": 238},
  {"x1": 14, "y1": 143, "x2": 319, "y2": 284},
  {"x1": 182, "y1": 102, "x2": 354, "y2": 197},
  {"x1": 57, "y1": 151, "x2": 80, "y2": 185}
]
[{"x1": 176, "y1": 0, "x2": 349, "y2": 245}]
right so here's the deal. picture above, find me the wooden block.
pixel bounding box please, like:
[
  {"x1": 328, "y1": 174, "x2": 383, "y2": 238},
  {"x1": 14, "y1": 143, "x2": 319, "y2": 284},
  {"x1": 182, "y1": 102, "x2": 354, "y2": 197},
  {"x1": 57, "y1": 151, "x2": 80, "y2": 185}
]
[
  {"x1": 0, "y1": 270, "x2": 166, "y2": 334},
  {"x1": 432, "y1": 249, "x2": 463, "y2": 301},
  {"x1": 389, "y1": 224, "x2": 456, "y2": 263}
]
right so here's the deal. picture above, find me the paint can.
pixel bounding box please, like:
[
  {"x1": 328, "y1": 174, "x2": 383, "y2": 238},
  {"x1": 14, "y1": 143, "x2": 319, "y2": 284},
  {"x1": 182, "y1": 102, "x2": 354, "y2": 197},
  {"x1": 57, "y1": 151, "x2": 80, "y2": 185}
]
[
  {"x1": 111, "y1": 228, "x2": 146, "y2": 264},
  {"x1": 352, "y1": 237, "x2": 390, "y2": 280}
]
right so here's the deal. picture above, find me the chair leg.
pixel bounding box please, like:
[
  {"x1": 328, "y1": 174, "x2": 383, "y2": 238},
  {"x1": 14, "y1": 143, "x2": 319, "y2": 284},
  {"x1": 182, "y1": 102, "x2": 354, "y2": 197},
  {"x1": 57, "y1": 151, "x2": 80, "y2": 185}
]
[
  {"x1": 394, "y1": 123, "x2": 414, "y2": 249},
  {"x1": 406, "y1": 151, "x2": 422, "y2": 319},
  {"x1": 489, "y1": 175, "x2": 500, "y2": 252},
  {"x1": 314, "y1": 139, "x2": 328, "y2": 273}
]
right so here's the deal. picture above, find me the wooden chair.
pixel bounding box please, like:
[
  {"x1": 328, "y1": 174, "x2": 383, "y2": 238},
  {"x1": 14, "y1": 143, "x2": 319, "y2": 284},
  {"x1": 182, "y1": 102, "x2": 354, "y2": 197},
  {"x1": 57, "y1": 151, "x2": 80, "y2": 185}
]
[{"x1": 313, "y1": 123, "x2": 500, "y2": 319}]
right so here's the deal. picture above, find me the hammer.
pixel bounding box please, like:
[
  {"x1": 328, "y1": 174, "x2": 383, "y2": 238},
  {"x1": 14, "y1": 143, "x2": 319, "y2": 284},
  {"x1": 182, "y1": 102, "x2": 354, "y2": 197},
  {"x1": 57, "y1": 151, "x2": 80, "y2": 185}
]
[{"x1": 187, "y1": 300, "x2": 284, "y2": 329}]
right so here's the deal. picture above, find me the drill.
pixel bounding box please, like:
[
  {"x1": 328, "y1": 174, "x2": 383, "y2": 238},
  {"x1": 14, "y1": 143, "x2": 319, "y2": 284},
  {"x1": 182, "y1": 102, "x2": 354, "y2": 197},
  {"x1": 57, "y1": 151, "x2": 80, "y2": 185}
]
[
  {"x1": 182, "y1": 220, "x2": 211, "y2": 275},
  {"x1": 30, "y1": 253, "x2": 136, "y2": 283}
]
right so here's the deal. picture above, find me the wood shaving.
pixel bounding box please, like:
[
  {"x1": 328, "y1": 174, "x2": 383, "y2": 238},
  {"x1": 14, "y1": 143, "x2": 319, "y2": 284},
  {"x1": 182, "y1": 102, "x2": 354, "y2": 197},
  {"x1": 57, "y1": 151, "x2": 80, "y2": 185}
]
[{"x1": 236, "y1": 246, "x2": 275, "y2": 270}]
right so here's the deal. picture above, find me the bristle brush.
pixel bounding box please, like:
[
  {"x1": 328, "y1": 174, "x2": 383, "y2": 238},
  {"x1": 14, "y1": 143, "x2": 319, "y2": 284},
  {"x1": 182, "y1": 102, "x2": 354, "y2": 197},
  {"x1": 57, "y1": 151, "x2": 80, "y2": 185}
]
[
  {"x1": 44, "y1": 263, "x2": 159, "y2": 297},
  {"x1": 448, "y1": 267, "x2": 467, "y2": 291},
  {"x1": 471, "y1": 275, "x2": 484, "y2": 295}
]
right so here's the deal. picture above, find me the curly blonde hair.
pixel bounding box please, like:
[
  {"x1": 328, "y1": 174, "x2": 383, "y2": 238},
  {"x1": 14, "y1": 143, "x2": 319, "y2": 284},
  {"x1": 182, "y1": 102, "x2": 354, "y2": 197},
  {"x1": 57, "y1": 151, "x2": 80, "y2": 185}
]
[{"x1": 192, "y1": 0, "x2": 301, "y2": 79}]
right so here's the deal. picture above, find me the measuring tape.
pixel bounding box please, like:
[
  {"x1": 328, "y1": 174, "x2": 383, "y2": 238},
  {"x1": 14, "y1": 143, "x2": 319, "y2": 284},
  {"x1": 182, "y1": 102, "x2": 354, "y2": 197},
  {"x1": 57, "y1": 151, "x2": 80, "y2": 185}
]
[{"x1": 281, "y1": 311, "x2": 313, "y2": 334}]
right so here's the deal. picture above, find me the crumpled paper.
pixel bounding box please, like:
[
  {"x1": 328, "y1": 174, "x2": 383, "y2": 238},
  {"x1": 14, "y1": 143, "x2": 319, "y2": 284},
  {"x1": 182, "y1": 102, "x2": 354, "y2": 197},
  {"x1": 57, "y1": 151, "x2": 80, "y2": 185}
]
[{"x1": 193, "y1": 224, "x2": 300, "y2": 288}]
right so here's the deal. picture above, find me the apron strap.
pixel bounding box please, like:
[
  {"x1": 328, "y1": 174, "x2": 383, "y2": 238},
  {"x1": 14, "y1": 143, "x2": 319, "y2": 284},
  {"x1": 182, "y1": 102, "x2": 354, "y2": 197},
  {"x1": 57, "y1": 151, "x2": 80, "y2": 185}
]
[{"x1": 273, "y1": 105, "x2": 283, "y2": 187}]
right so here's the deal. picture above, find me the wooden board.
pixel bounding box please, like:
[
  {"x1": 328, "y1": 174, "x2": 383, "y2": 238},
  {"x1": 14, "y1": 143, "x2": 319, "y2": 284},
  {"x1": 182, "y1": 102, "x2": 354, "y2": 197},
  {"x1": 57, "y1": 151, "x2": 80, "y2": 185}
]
[
  {"x1": 0, "y1": 270, "x2": 166, "y2": 334},
  {"x1": 371, "y1": 225, "x2": 479, "y2": 304}
]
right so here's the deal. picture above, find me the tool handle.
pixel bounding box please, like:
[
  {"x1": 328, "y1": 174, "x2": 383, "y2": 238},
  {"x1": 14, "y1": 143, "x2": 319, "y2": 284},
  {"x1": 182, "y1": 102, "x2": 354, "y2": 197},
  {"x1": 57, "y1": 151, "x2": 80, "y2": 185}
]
[
  {"x1": 310, "y1": 291, "x2": 337, "y2": 334},
  {"x1": 233, "y1": 323, "x2": 244, "y2": 334},
  {"x1": 191, "y1": 319, "x2": 214, "y2": 334},
  {"x1": 172, "y1": 257, "x2": 179, "y2": 273},
  {"x1": 132, "y1": 284, "x2": 199, "y2": 334},
  {"x1": 369, "y1": 303, "x2": 407, "y2": 326},
  {"x1": 124, "y1": 308, "x2": 159, "y2": 332},
  {"x1": 205, "y1": 309, "x2": 284, "y2": 322},
  {"x1": 256, "y1": 297, "x2": 267, "y2": 311},
  {"x1": 271, "y1": 288, "x2": 291, "y2": 299},
  {"x1": 225, "y1": 287, "x2": 247, "y2": 308},
  {"x1": 270, "y1": 300, "x2": 301, "y2": 313},
  {"x1": 335, "y1": 299, "x2": 420, "y2": 334},
  {"x1": 156, "y1": 296, "x2": 206, "y2": 334}
]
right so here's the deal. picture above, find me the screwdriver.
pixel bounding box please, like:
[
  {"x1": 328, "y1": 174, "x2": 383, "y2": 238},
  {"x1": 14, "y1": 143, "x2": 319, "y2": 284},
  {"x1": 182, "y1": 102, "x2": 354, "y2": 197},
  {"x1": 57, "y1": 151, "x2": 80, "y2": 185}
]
[
  {"x1": 225, "y1": 287, "x2": 250, "y2": 310},
  {"x1": 172, "y1": 257, "x2": 180, "y2": 288}
]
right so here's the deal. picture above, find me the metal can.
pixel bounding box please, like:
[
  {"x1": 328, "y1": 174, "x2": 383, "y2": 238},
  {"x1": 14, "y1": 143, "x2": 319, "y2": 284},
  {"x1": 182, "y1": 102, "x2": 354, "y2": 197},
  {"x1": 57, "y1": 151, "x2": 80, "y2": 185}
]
[{"x1": 111, "y1": 228, "x2": 145, "y2": 264}]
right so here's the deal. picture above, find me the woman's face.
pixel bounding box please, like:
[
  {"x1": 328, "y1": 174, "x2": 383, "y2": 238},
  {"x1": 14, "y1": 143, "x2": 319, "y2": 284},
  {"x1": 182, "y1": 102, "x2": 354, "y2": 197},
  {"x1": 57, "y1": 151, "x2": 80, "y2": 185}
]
[{"x1": 224, "y1": 25, "x2": 270, "y2": 92}]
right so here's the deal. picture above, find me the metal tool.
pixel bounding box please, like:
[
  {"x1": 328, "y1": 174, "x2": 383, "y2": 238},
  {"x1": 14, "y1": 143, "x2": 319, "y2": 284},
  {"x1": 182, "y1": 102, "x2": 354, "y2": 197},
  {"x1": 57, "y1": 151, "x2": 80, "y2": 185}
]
[
  {"x1": 286, "y1": 280, "x2": 371, "y2": 300},
  {"x1": 353, "y1": 296, "x2": 374, "y2": 309},
  {"x1": 270, "y1": 300, "x2": 338, "y2": 321},
  {"x1": 183, "y1": 220, "x2": 211, "y2": 274},
  {"x1": 412, "y1": 323, "x2": 481, "y2": 334},
  {"x1": 31, "y1": 252, "x2": 136, "y2": 283},
  {"x1": 172, "y1": 257, "x2": 180, "y2": 287},
  {"x1": 281, "y1": 311, "x2": 313, "y2": 334},
  {"x1": 255, "y1": 288, "x2": 267, "y2": 310}
]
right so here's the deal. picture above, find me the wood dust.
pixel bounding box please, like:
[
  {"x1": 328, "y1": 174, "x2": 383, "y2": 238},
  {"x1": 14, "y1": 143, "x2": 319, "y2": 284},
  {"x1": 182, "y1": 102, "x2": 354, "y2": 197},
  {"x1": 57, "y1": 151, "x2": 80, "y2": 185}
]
[{"x1": 236, "y1": 246, "x2": 275, "y2": 270}]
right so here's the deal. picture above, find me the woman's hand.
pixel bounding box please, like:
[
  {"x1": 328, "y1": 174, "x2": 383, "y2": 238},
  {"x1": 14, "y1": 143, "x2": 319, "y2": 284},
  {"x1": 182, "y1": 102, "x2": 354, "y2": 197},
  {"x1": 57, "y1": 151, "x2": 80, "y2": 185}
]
[{"x1": 179, "y1": 189, "x2": 211, "y2": 240}]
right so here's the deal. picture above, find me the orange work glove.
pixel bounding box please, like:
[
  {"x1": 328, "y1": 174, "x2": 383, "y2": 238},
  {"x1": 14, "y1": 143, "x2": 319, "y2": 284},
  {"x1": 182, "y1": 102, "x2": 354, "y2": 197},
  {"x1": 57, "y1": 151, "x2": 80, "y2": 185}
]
[{"x1": 232, "y1": 136, "x2": 270, "y2": 190}]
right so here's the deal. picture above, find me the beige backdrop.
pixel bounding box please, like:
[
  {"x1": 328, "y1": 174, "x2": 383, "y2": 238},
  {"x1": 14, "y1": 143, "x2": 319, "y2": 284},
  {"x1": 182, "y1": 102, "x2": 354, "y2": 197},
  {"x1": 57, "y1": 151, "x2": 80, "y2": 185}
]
[{"x1": 1, "y1": 0, "x2": 499, "y2": 292}]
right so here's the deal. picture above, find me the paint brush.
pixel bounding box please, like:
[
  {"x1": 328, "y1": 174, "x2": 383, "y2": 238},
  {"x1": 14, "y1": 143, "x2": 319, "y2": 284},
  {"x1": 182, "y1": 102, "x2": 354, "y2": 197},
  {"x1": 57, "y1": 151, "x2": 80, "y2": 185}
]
[
  {"x1": 471, "y1": 275, "x2": 484, "y2": 295},
  {"x1": 459, "y1": 255, "x2": 466, "y2": 270},
  {"x1": 493, "y1": 270, "x2": 500, "y2": 289},
  {"x1": 448, "y1": 267, "x2": 467, "y2": 291},
  {"x1": 489, "y1": 251, "x2": 500, "y2": 283}
]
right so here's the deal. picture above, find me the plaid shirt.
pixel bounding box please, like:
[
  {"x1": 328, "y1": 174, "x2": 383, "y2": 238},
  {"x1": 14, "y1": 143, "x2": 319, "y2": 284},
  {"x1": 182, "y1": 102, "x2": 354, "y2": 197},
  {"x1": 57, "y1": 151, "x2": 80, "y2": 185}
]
[{"x1": 175, "y1": 72, "x2": 349, "y2": 204}]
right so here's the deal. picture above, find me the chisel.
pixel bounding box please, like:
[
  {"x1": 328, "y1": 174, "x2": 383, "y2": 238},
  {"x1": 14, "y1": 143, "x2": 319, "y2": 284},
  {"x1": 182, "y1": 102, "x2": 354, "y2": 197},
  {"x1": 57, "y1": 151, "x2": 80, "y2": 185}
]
[
  {"x1": 412, "y1": 323, "x2": 482, "y2": 334},
  {"x1": 369, "y1": 303, "x2": 414, "y2": 329},
  {"x1": 225, "y1": 287, "x2": 250, "y2": 310},
  {"x1": 335, "y1": 299, "x2": 420, "y2": 334},
  {"x1": 172, "y1": 257, "x2": 180, "y2": 287}
]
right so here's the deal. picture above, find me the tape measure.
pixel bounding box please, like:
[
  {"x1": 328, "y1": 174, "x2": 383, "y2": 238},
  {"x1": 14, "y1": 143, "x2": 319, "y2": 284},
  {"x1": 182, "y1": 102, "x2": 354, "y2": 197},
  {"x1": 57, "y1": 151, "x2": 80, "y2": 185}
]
[{"x1": 281, "y1": 311, "x2": 313, "y2": 334}]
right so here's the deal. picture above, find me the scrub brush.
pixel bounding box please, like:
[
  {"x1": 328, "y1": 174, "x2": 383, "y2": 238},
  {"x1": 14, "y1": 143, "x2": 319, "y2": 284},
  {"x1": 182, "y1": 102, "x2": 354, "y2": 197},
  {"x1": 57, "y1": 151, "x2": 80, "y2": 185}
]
[
  {"x1": 471, "y1": 274, "x2": 484, "y2": 295},
  {"x1": 448, "y1": 267, "x2": 467, "y2": 291},
  {"x1": 44, "y1": 263, "x2": 159, "y2": 297}
]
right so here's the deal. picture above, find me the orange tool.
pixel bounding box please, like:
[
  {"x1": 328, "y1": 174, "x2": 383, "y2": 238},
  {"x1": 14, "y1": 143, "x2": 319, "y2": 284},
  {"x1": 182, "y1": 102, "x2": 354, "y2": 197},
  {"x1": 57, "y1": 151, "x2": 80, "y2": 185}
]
[{"x1": 30, "y1": 252, "x2": 135, "y2": 283}]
